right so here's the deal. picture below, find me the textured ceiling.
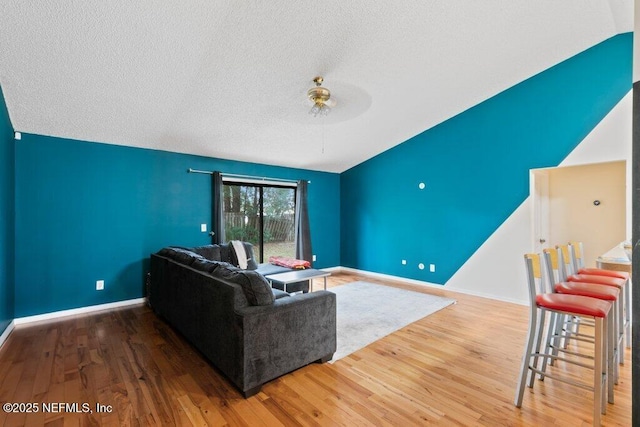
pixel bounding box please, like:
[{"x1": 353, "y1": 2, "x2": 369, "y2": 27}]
[{"x1": 0, "y1": 1, "x2": 632, "y2": 173}]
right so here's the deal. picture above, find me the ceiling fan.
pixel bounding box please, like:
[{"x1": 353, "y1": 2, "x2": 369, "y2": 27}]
[{"x1": 307, "y1": 76, "x2": 336, "y2": 117}]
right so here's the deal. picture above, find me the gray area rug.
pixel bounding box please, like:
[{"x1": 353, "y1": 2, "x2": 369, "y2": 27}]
[{"x1": 329, "y1": 281, "x2": 456, "y2": 362}]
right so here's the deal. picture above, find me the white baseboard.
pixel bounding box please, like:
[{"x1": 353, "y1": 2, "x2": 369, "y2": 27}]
[
  {"x1": 0, "y1": 320, "x2": 15, "y2": 350},
  {"x1": 338, "y1": 266, "x2": 443, "y2": 288},
  {"x1": 6, "y1": 264, "x2": 525, "y2": 328},
  {"x1": 321, "y1": 266, "x2": 343, "y2": 273},
  {"x1": 337, "y1": 266, "x2": 527, "y2": 305},
  {"x1": 14, "y1": 298, "x2": 147, "y2": 326}
]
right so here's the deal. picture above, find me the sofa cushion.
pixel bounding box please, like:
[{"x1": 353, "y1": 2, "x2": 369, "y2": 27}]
[
  {"x1": 207, "y1": 260, "x2": 238, "y2": 274},
  {"x1": 192, "y1": 245, "x2": 222, "y2": 261},
  {"x1": 158, "y1": 247, "x2": 204, "y2": 265},
  {"x1": 219, "y1": 244, "x2": 232, "y2": 263},
  {"x1": 229, "y1": 242, "x2": 259, "y2": 270},
  {"x1": 191, "y1": 258, "x2": 213, "y2": 272},
  {"x1": 209, "y1": 262, "x2": 241, "y2": 277},
  {"x1": 272, "y1": 288, "x2": 290, "y2": 300},
  {"x1": 191, "y1": 258, "x2": 235, "y2": 274}
]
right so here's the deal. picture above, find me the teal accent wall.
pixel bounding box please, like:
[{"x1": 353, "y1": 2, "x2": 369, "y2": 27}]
[
  {"x1": 14, "y1": 137, "x2": 340, "y2": 317},
  {"x1": 341, "y1": 33, "x2": 632, "y2": 284},
  {"x1": 0, "y1": 86, "x2": 15, "y2": 333},
  {"x1": 7, "y1": 33, "x2": 632, "y2": 317}
]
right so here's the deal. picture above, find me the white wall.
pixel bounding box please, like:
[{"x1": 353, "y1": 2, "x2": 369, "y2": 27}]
[
  {"x1": 547, "y1": 161, "x2": 626, "y2": 266},
  {"x1": 444, "y1": 91, "x2": 632, "y2": 305}
]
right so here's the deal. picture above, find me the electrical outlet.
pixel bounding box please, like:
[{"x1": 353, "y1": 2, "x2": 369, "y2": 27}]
[
  {"x1": 200, "y1": 223, "x2": 207, "y2": 232},
  {"x1": 312, "y1": 255, "x2": 317, "y2": 262},
  {"x1": 430, "y1": 264, "x2": 436, "y2": 273},
  {"x1": 401, "y1": 259, "x2": 407, "y2": 265},
  {"x1": 96, "y1": 280, "x2": 104, "y2": 290}
]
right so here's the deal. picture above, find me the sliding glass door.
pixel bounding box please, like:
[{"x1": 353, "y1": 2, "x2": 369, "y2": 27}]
[{"x1": 222, "y1": 182, "x2": 296, "y2": 262}]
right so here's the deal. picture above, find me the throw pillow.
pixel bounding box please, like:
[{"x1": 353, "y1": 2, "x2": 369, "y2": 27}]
[
  {"x1": 207, "y1": 263, "x2": 272, "y2": 305},
  {"x1": 236, "y1": 270, "x2": 275, "y2": 306}
]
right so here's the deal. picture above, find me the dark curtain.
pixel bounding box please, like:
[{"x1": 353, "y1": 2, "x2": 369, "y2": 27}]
[
  {"x1": 294, "y1": 180, "x2": 313, "y2": 264},
  {"x1": 212, "y1": 171, "x2": 225, "y2": 244}
]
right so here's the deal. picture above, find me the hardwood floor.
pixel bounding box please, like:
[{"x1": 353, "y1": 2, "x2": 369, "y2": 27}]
[{"x1": 0, "y1": 272, "x2": 631, "y2": 426}]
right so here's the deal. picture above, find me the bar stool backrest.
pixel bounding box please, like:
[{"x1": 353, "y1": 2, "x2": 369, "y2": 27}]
[
  {"x1": 542, "y1": 247, "x2": 564, "y2": 286},
  {"x1": 524, "y1": 253, "x2": 549, "y2": 300},
  {"x1": 569, "y1": 241, "x2": 586, "y2": 272},
  {"x1": 556, "y1": 244, "x2": 575, "y2": 277}
]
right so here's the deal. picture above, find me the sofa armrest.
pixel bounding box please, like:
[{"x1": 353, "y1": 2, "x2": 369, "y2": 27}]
[{"x1": 234, "y1": 291, "x2": 336, "y2": 391}]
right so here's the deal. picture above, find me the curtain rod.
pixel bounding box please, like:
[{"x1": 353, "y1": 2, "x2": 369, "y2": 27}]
[{"x1": 187, "y1": 168, "x2": 301, "y2": 185}]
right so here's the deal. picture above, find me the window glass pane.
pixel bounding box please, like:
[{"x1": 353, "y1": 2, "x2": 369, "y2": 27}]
[
  {"x1": 222, "y1": 183, "x2": 296, "y2": 262},
  {"x1": 263, "y1": 187, "x2": 296, "y2": 261},
  {"x1": 223, "y1": 185, "x2": 262, "y2": 256}
]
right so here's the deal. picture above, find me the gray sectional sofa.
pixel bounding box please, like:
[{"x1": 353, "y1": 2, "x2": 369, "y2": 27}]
[{"x1": 148, "y1": 244, "x2": 337, "y2": 397}]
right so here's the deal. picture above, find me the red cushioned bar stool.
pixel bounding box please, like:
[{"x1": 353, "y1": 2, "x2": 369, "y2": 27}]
[
  {"x1": 558, "y1": 244, "x2": 627, "y2": 363},
  {"x1": 515, "y1": 254, "x2": 614, "y2": 427},
  {"x1": 543, "y1": 248, "x2": 620, "y2": 397},
  {"x1": 569, "y1": 241, "x2": 631, "y2": 349},
  {"x1": 543, "y1": 246, "x2": 624, "y2": 372}
]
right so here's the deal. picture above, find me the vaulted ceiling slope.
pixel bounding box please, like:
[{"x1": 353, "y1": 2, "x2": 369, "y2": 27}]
[{"x1": 0, "y1": 1, "x2": 632, "y2": 173}]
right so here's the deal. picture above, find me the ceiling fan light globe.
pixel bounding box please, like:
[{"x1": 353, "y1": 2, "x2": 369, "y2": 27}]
[{"x1": 309, "y1": 102, "x2": 330, "y2": 117}]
